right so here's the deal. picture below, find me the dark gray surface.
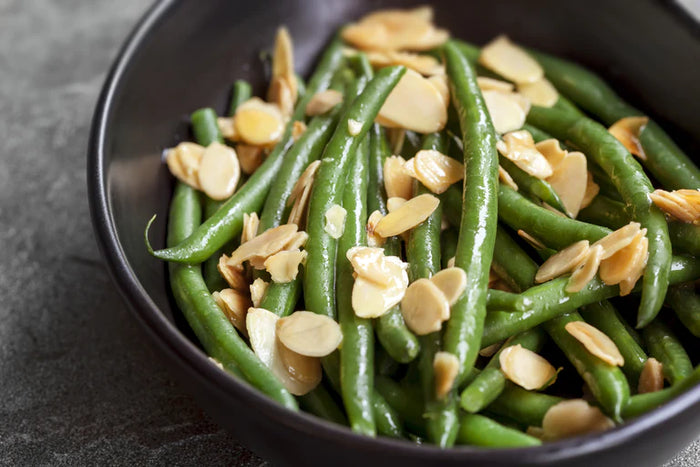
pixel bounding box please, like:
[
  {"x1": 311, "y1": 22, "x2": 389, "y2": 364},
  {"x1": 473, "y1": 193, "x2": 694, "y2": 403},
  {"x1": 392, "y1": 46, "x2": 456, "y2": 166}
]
[{"x1": 0, "y1": 0, "x2": 697, "y2": 465}]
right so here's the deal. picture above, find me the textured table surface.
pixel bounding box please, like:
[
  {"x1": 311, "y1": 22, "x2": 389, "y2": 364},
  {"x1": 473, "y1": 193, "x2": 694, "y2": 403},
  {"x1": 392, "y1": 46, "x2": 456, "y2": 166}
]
[{"x1": 0, "y1": 0, "x2": 697, "y2": 465}]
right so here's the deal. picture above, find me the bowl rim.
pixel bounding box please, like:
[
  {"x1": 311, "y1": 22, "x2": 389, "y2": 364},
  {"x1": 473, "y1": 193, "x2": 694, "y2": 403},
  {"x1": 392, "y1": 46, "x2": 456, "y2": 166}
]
[{"x1": 87, "y1": 0, "x2": 700, "y2": 462}]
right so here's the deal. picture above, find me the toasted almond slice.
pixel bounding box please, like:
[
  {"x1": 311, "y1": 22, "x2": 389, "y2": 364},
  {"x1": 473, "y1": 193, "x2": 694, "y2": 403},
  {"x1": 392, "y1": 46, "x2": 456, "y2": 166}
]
[
  {"x1": 479, "y1": 35, "x2": 543, "y2": 84},
  {"x1": 434, "y1": 351, "x2": 460, "y2": 398},
  {"x1": 217, "y1": 254, "x2": 249, "y2": 292},
  {"x1": 565, "y1": 321, "x2": 624, "y2": 366},
  {"x1": 345, "y1": 119, "x2": 362, "y2": 136},
  {"x1": 289, "y1": 160, "x2": 322, "y2": 205},
  {"x1": 165, "y1": 142, "x2": 205, "y2": 188},
  {"x1": 277, "y1": 340, "x2": 322, "y2": 386},
  {"x1": 447, "y1": 256, "x2": 455, "y2": 268},
  {"x1": 535, "y1": 138, "x2": 567, "y2": 171},
  {"x1": 324, "y1": 204, "x2": 347, "y2": 239},
  {"x1": 497, "y1": 130, "x2": 552, "y2": 179},
  {"x1": 250, "y1": 278, "x2": 269, "y2": 308},
  {"x1": 410, "y1": 150, "x2": 464, "y2": 194},
  {"x1": 292, "y1": 121, "x2": 306, "y2": 141},
  {"x1": 241, "y1": 212, "x2": 260, "y2": 244},
  {"x1": 366, "y1": 210, "x2": 386, "y2": 247},
  {"x1": 375, "y1": 194, "x2": 439, "y2": 237},
  {"x1": 376, "y1": 69, "x2": 447, "y2": 133},
  {"x1": 352, "y1": 256, "x2": 409, "y2": 318},
  {"x1": 581, "y1": 171, "x2": 600, "y2": 209},
  {"x1": 236, "y1": 144, "x2": 266, "y2": 175},
  {"x1": 346, "y1": 246, "x2": 392, "y2": 287},
  {"x1": 228, "y1": 224, "x2": 298, "y2": 267},
  {"x1": 209, "y1": 357, "x2": 225, "y2": 371},
  {"x1": 305, "y1": 89, "x2": 343, "y2": 116},
  {"x1": 288, "y1": 184, "x2": 317, "y2": 228},
  {"x1": 430, "y1": 267, "x2": 467, "y2": 306},
  {"x1": 483, "y1": 90, "x2": 528, "y2": 135},
  {"x1": 535, "y1": 240, "x2": 590, "y2": 283},
  {"x1": 270, "y1": 27, "x2": 297, "y2": 103},
  {"x1": 479, "y1": 342, "x2": 503, "y2": 358},
  {"x1": 217, "y1": 117, "x2": 237, "y2": 141},
  {"x1": 268, "y1": 76, "x2": 295, "y2": 118},
  {"x1": 618, "y1": 234, "x2": 648, "y2": 296},
  {"x1": 517, "y1": 229, "x2": 547, "y2": 250},
  {"x1": 499, "y1": 344, "x2": 558, "y2": 390},
  {"x1": 234, "y1": 98, "x2": 285, "y2": 146},
  {"x1": 545, "y1": 151, "x2": 587, "y2": 217},
  {"x1": 477, "y1": 76, "x2": 514, "y2": 93},
  {"x1": 542, "y1": 399, "x2": 614, "y2": 441},
  {"x1": 498, "y1": 165, "x2": 519, "y2": 191},
  {"x1": 401, "y1": 278, "x2": 450, "y2": 335},
  {"x1": 638, "y1": 357, "x2": 664, "y2": 394},
  {"x1": 599, "y1": 229, "x2": 648, "y2": 286},
  {"x1": 264, "y1": 250, "x2": 307, "y2": 283},
  {"x1": 287, "y1": 162, "x2": 321, "y2": 227},
  {"x1": 387, "y1": 128, "x2": 406, "y2": 155},
  {"x1": 277, "y1": 311, "x2": 343, "y2": 357},
  {"x1": 517, "y1": 78, "x2": 558, "y2": 107},
  {"x1": 212, "y1": 288, "x2": 251, "y2": 335},
  {"x1": 368, "y1": 51, "x2": 444, "y2": 76},
  {"x1": 526, "y1": 426, "x2": 545, "y2": 440},
  {"x1": 608, "y1": 116, "x2": 649, "y2": 160},
  {"x1": 283, "y1": 231, "x2": 308, "y2": 251},
  {"x1": 387, "y1": 197, "x2": 407, "y2": 212},
  {"x1": 592, "y1": 222, "x2": 641, "y2": 260},
  {"x1": 650, "y1": 189, "x2": 700, "y2": 223},
  {"x1": 566, "y1": 244, "x2": 603, "y2": 293},
  {"x1": 427, "y1": 74, "x2": 449, "y2": 106},
  {"x1": 384, "y1": 155, "x2": 413, "y2": 200}
]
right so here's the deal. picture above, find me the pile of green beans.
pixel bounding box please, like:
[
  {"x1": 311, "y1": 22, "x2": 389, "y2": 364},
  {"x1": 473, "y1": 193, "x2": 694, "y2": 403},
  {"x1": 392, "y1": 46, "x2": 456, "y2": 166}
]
[{"x1": 146, "y1": 20, "x2": 700, "y2": 451}]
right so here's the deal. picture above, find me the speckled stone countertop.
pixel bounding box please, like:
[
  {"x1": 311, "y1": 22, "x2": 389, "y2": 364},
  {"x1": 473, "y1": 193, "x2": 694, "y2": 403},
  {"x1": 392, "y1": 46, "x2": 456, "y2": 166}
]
[{"x1": 0, "y1": 1, "x2": 697, "y2": 465}]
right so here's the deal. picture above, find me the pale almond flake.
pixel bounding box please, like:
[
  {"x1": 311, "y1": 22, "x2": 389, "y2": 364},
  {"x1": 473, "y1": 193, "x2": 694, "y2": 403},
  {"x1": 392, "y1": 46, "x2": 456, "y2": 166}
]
[
  {"x1": 408, "y1": 149, "x2": 464, "y2": 194},
  {"x1": 305, "y1": 89, "x2": 343, "y2": 116},
  {"x1": 386, "y1": 197, "x2": 408, "y2": 212},
  {"x1": 292, "y1": 121, "x2": 307, "y2": 141},
  {"x1": 618, "y1": 233, "x2": 649, "y2": 296},
  {"x1": 324, "y1": 204, "x2": 347, "y2": 239},
  {"x1": 250, "y1": 278, "x2": 269, "y2": 308},
  {"x1": 217, "y1": 117, "x2": 237, "y2": 140},
  {"x1": 479, "y1": 342, "x2": 503, "y2": 358},
  {"x1": 535, "y1": 139, "x2": 567, "y2": 171},
  {"x1": 496, "y1": 130, "x2": 552, "y2": 179},
  {"x1": 234, "y1": 98, "x2": 285, "y2": 146},
  {"x1": 599, "y1": 229, "x2": 648, "y2": 288},
  {"x1": 401, "y1": 278, "x2": 450, "y2": 335},
  {"x1": 217, "y1": 254, "x2": 249, "y2": 292},
  {"x1": 545, "y1": 151, "x2": 587, "y2": 217},
  {"x1": 348, "y1": 119, "x2": 363, "y2": 136},
  {"x1": 241, "y1": 212, "x2": 260, "y2": 244},
  {"x1": 236, "y1": 144, "x2": 266, "y2": 175},
  {"x1": 283, "y1": 231, "x2": 309, "y2": 251},
  {"x1": 434, "y1": 352, "x2": 460, "y2": 398},
  {"x1": 581, "y1": 171, "x2": 600, "y2": 209},
  {"x1": 165, "y1": 142, "x2": 205, "y2": 188},
  {"x1": 212, "y1": 288, "x2": 251, "y2": 335},
  {"x1": 287, "y1": 160, "x2": 321, "y2": 227},
  {"x1": 498, "y1": 165, "x2": 519, "y2": 191},
  {"x1": 483, "y1": 90, "x2": 528, "y2": 135},
  {"x1": 387, "y1": 128, "x2": 406, "y2": 155},
  {"x1": 264, "y1": 250, "x2": 307, "y2": 283},
  {"x1": 269, "y1": 27, "x2": 297, "y2": 104},
  {"x1": 565, "y1": 321, "x2": 624, "y2": 366},
  {"x1": 375, "y1": 194, "x2": 439, "y2": 237},
  {"x1": 608, "y1": 116, "x2": 649, "y2": 160},
  {"x1": 650, "y1": 189, "x2": 700, "y2": 224},
  {"x1": 346, "y1": 246, "x2": 393, "y2": 287},
  {"x1": 384, "y1": 155, "x2": 413, "y2": 200},
  {"x1": 517, "y1": 78, "x2": 558, "y2": 107},
  {"x1": 268, "y1": 75, "x2": 295, "y2": 118},
  {"x1": 535, "y1": 240, "x2": 590, "y2": 283},
  {"x1": 565, "y1": 244, "x2": 603, "y2": 293},
  {"x1": 592, "y1": 222, "x2": 641, "y2": 260},
  {"x1": 638, "y1": 357, "x2": 664, "y2": 394},
  {"x1": 351, "y1": 255, "x2": 409, "y2": 318},
  {"x1": 499, "y1": 344, "x2": 558, "y2": 390},
  {"x1": 366, "y1": 210, "x2": 386, "y2": 247},
  {"x1": 227, "y1": 224, "x2": 298, "y2": 267},
  {"x1": 429, "y1": 267, "x2": 467, "y2": 306},
  {"x1": 276, "y1": 311, "x2": 343, "y2": 357},
  {"x1": 477, "y1": 76, "x2": 514, "y2": 93},
  {"x1": 447, "y1": 256, "x2": 455, "y2": 268},
  {"x1": 367, "y1": 50, "x2": 444, "y2": 76},
  {"x1": 277, "y1": 340, "x2": 322, "y2": 389},
  {"x1": 427, "y1": 74, "x2": 449, "y2": 106},
  {"x1": 376, "y1": 69, "x2": 447, "y2": 133},
  {"x1": 517, "y1": 229, "x2": 547, "y2": 250},
  {"x1": 197, "y1": 142, "x2": 240, "y2": 200},
  {"x1": 479, "y1": 35, "x2": 543, "y2": 84},
  {"x1": 542, "y1": 399, "x2": 614, "y2": 441}
]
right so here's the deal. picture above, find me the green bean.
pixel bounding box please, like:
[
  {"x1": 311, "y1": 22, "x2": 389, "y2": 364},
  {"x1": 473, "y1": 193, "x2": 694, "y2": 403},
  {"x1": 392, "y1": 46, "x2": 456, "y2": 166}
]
[
  {"x1": 375, "y1": 375, "x2": 426, "y2": 436},
  {"x1": 482, "y1": 255, "x2": 700, "y2": 346},
  {"x1": 499, "y1": 156, "x2": 568, "y2": 215},
  {"x1": 258, "y1": 273, "x2": 302, "y2": 317},
  {"x1": 295, "y1": 73, "x2": 306, "y2": 102},
  {"x1": 544, "y1": 312, "x2": 629, "y2": 420},
  {"x1": 667, "y1": 284, "x2": 700, "y2": 338},
  {"x1": 491, "y1": 226, "x2": 539, "y2": 292},
  {"x1": 527, "y1": 106, "x2": 672, "y2": 327},
  {"x1": 303, "y1": 66, "x2": 405, "y2": 319},
  {"x1": 642, "y1": 320, "x2": 693, "y2": 385},
  {"x1": 167, "y1": 182, "x2": 297, "y2": 409},
  {"x1": 147, "y1": 35, "x2": 345, "y2": 263},
  {"x1": 443, "y1": 41, "x2": 499, "y2": 384},
  {"x1": 440, "y1": 228, "x2": 459, "y2": 269},
  {"x1": 227, "y1": 80, "x2": 252, "y2": 116},
  {"x1": 486, "y1": 289, "x2": 533, "y2": 313},
  {"x1": 298, "y1": 384, "x2": 348, "y2": 426},
  {"x1": 623, "y1": 364, "x2": 700, "y2": 419},
  {"x1": 488, "y1": 382, "x2": 564, "y2": 427},
  {"x1": 580, "y1": 301, "x2": 648, "y2": 385},
  {"x1": 461, "y1": 328, "x2": 547, "y2": 414},
  {"x1": 456, "y1": 414, "x2": 542, "y2": 447},
  {"x1": 528, "y1": 49, "x2": 700, "y2": 190}
]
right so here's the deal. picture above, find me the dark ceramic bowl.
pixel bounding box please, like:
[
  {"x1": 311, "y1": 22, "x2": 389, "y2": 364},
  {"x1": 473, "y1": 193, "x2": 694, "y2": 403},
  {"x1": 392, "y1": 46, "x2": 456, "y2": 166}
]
[{"x1": 88, "y1": 0, "x2": 700, "y2": 465}]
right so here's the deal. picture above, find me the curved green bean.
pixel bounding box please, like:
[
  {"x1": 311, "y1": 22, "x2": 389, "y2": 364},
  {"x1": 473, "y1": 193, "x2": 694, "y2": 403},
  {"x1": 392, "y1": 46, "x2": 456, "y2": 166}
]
[
  {"x1": 298, "y1": 384, "x2": 348, "y2": 426},
  {"x1": 642, "y1": 320, "x2": 693, "y2": 385},
  {"x1": 491, "y1": 226, "x2": 539, "y2": 292},
  {"x1": 488, "y1": 382, "x2": 564, "y2": 428},
  {"x1": 623, "y1": 364, "x2": 700, "y2": 419},
  {"x1": 457, "y1": 414, "x2": 542, "y2": 447},
  {"x1": 667, "y1": 284, "x2": 700, "y2": 338}
]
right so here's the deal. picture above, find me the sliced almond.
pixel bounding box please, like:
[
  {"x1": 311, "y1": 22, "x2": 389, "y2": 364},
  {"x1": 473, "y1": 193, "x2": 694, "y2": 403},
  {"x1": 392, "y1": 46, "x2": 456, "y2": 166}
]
[
  {"x1": 498, "y1": 165, "x2": 519, "y2": 191},
  {"x1": 228, "y1": 224, "x2": 298, "y2": 267},
  {"x1": 618, "y1": 234, "x2": 648, "y2": 297},
  {"x1": 270, "y1": 27, "x2": 297, "y2": 104},
  {"x1": 367, "y1": 50, "x2": 444, "y2": 76},
  {"x1": 401, "y1": 278, "x2": 450, "y2": 335},
  {"x1": 289, "y1": 160, "x2": 321, "y2": 205},
  {"x1": 427, "y1": 74, "x2": 449, "y2": 106},
  {"x1": 517, "y1": 229, "x2": 547, "y2": 250},
  {"x1": 384, "y1": 155, "x2": 413, "y2": 200},
  {"x1": 477, "y1": 76, "x2": 514, "y2": 93},
  {"x1": 264, "y1": 250, "x2": 307, "y2": 283},
  {"x1": 565, "y1": 244, "x2": 603, "y2": 293},
  {"x1": 608, "y1": 116, "x2": 649, "y2": 160},
  {"x1": 217, "y1": 117, "x2": 237, "y2": 141},
  {"x1": 535, "y1": 139, "x2": 567, "y2": 171},
  {"x1": 305, "y1": 89, "x2": 343, "y2": 116},
  {"x1": 217, "y1": 254, "x2": 248, "y2": 292},
  {"x1": 241, "y1": 212, "x2": 260, "y2": 244},
  {"x1": 517, "y1": 78, "x2": 558, "y2": 107},
  {"x1": 408, "y1": 149, "x2": 464, "y2": 194},
  {"x1": 542, "y1": 399, "x2": 614, "y2": 441},
  {"x1": 287, "y1": 161, "x2": 321, "y2": 227},
  {"x1": 499, "y1": 344, "x2": 558, "y2": 390},
  {"x1": 165, "y1": 142, "x2": 205, "y2": 188},
  {"x1": 376, "y1": 69, "x2": 447, "y2": 133},
  {"x1": 496, "y1": 130, "x2": 552, "y2": 179},
  {"x1": 352, "y1": 256, "x2": 409, "y2": 318},
  {"x1": 234, "y1": 98, "x2": 285, "y2": 146},
  {"x1": 429, "y1": 267, "x2": 467, "y2": 306},
  {"x1": 292, "y1": 121, "x2": 307, "y2": 141},
  {"x1": 592, "y1": 222, "x2": 641, "y2": 260},
  {"x1": 650, "y1": 189, "x2": 700, "y2": 224},
  {"x1": 545, "y1": 151, "x2": 587, "y2": 217},
  {"x1": 638, "y1": 357, "x2": 664, "y2": 394},
  {"x1": 374, "y1": 194, "x2": 439, "y2": 237},
  {"x1": 212, "y1": 288, "x2": 251, "y2": 335},
  {"x1": 581, "y1": 171, "x2": 600, "y2": 209},
  {"x1": 277, "y1": 340, "x2": 322, "y2": 388},
  {"x1": 250, "y1": 278, "x2": 269, "y2": 308},
  {"x1": 535, "y1": 240, "x2": 590, "y2": 283},
  {"x1": 483, "y1": 90, "x2": 528, "y2": 135},
  {"x1": 236, "y1": 144, "x2": 266, "y2": 175},
  {"x1": 276, "y1": 311, "x2": 343, "y2": 357},
  {"x1": 387, "y1": 197, "x2": 408, "y2": 212},
  {"x1": 387, "y1": 128, "x2": 406, "y2": 155},
  {"x1": 268, "y1": 75, "x2": 295, "y2": 118},
  {"x1": 565, "y1": 321, "x2": 624, "y2": 366},
  {"x1": 434, "y1": 352, "x2": 460, "y2": 398},
  {"x1": 366, "y1": 210, "x2": 386, "y2": 247},
  {"x1": 479, "y1": 35, "x2": 543, "y2": 84},
  {"x1": 283, "y1": 231, "x2": 309, "y2": 251},
  {"x1": 347, "y1": 118, "x2": 362, "y2": 136},
  {"x1": 479, "y1": 342, "x2": 503, "y2": 358},
  {"x1": 599, "y1": 228, "x2": 648, "y2": 286},
  {"x1": 346, "y1": 246, "x2": 392, "y2": 287},
  {"x1": 324, "y1": 204, "x2": 347, "y2": 239}
]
